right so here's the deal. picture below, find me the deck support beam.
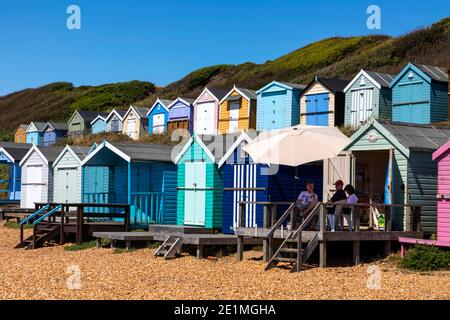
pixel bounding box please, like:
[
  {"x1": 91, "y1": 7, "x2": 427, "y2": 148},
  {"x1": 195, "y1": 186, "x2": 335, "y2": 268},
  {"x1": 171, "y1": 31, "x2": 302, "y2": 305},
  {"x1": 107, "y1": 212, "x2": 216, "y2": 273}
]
[
  {"x1": 236, "y1": 236, "x2": 244, "y2": 261},
  {"x1": 353, "y1": 241, "x2": 360, "y2": 265},
  {"x1": 319, "y1": 241, "x2": 327, "y2": 267},
  {"x1": 196, "y1": 245, "x2": 203, "y2": 259},
  {"x1": 384, "y1": 240, "x2": 391, "y2": 256}
]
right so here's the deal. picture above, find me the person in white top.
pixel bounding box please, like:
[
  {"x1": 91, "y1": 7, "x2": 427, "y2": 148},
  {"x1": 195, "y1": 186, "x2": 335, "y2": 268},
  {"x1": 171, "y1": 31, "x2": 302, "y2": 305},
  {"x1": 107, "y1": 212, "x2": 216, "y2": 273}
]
[
  {"x1": 342, "y1": 184, "x2": 358, "y2": 232},
  {"x1": 296, "y1": 181, "x2": 319, "y2": 229}
]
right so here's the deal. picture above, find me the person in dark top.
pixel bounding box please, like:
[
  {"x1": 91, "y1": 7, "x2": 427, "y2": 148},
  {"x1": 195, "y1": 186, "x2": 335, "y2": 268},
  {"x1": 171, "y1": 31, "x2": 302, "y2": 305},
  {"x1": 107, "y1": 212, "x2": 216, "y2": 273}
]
[{"x1": 326, "y1": 180, "x2": 347, "y2": 231}]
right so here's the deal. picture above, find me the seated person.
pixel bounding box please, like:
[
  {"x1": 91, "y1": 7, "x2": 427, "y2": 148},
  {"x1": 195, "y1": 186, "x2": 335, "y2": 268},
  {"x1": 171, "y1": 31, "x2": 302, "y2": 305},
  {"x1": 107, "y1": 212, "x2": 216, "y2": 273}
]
[
  {"x1": 296, "y1": 180, "x2": 318, "y2": 226},
  {"x1": 326, "y1": 180, "x2": 347, "y2": 231},
  {"x1": 342, "y1": 184, "x2": 359, "y2": 231}
]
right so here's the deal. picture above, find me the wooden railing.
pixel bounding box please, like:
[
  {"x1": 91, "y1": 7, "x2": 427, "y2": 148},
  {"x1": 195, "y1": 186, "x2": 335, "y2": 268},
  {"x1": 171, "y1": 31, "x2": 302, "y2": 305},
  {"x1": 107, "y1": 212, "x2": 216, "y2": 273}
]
[
  {"x1": 131, "y1": 192, "x2": 163, "y2": 225},
  {"x1": 32, "y1": 202, "x2": 130, "y2": 244}
]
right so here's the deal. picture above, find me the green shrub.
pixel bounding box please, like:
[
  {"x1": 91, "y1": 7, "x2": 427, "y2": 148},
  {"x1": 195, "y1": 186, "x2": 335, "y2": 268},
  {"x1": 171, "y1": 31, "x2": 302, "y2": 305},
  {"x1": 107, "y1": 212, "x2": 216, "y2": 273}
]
[
  {"x1": 400, "y1": 245, "x2": 450, "y2": 271},
  {"x1": 64, "y1": 240, "x2": 98, "y2": 251}
]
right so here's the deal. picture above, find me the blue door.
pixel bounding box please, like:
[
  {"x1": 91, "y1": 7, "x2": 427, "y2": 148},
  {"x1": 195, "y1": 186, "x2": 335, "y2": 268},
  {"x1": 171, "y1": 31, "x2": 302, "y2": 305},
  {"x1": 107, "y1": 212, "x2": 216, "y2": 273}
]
[
  {"x1": 184, "y1": 162, "x2": 206, "y2": 226},
  {"x1": 394, "y1": 82, "x2": 428, "y2": 124},
  {"x1": 305, "y1": 93, "x2": 329, "y2": 126},
  {"x1": 262, "y1": 91, "x2": 286, "y2": 130}
]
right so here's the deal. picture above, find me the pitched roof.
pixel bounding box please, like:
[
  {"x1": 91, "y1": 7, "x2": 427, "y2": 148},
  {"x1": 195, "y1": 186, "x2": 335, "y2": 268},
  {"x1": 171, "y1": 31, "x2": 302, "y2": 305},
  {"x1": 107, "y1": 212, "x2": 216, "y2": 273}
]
[
  {"x1": 46, "y1": 122, "x2": 69, "y2": 131},
  {"x1": 317, "y1": 77, "x2": 350, "y2": 93},
  {"x1": 108, "y1": 142, "x2": 174, "y2": 162},
  {"x1": 377, "y1": 119, "x2": 450, "y2": 152},
  {"x1": 29, "y1": 122, "x2": 48, "y2": 132},
  {"x1": 159, "y1": 99, "x2": 174, "y2": 107},
  {"x1": 207, "y1": 87, "x2": 230, "y2": 101},
  {"x1": 77, "y1": 111, "x2": 109, "y2": 122},
  {"x1": 412, "y1": 63, "x2": 448, "y2": 83},
  {"x1": 38, "y1": 147, "x2": 65, "y2": 163},
  {"x1": 0, "y1": 144, "x2": 33, "y2": 162},
  {"x1": 235, "y1": 87, "x2": 257, "y2": 100},
  {"x1": 278, "y1": 81, "x2": 307, "y2": 91},
  {"x1": 18, "y1": 124, "x2": 28, "y2": 131},
  {"x1": 364, "y1": 71, "x2": 396, "y2": 88},
  {"x1": 69, "y1": 146, "x2": 91, "y2": 160}
]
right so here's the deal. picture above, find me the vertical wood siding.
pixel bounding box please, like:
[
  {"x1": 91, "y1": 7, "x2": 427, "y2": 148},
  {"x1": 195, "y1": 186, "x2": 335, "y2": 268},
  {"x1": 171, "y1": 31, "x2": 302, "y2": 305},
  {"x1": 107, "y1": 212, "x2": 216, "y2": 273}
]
[
  {"x1": 218, "y1": 90, "x2": 255, "y2": 134},
  {"x1": 436, "y1": 147, "x2": 450, "y2": 244},
  {"x1": 20, "y1": 150, "x2": 51, "y2": 208},
  {"x1": 300, "y1": 82, "x2": 335, "y2": 126},
  {"x1": 53, "y1": 149, "x2": 82, "y2": 203}
]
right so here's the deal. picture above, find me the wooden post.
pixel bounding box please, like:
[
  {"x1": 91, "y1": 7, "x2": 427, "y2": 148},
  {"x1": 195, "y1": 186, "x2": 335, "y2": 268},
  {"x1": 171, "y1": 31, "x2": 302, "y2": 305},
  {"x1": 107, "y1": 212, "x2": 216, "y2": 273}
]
[
  {"x1": 405, "y1": 206, "x2": 412, "y2": 232},
  {"x1": 60, "y1": 206, "x2": 65, "y2": 245},
  {"x1": 385, "y1": 206, "x2": 392, "y2": 232},
  {"x1": 263, "y1": 204, "x2": 269, "y2": 262},
  {"x1": 353, "y1": 241, "x2": 360, "y2": 265},
  {"x1": 124, "y1": 205, "x2": 130, "y2": 232},
  {"x1": 236, "y1": 203, "x2": 244, "y2": 262},
  {"x1": 354, "y1": 205, "x2": 360, "y2": 232},
  {"x1": 296, "y1": 229, "x2": 302, "y2": 272},
  {"x1": 319, "y1": 204, "x2": 326, "y2": 232},
  {"x1": 126, "y1": 241, "x2": 131, "y2": 251},
  {"x1": 196, "y1": 245, "x2": 203, "y2": 259},
  {"x1": 319, "y1": 242, "x2": 327, "y2": 267},
  {"x1": 384, "y1": 240, "x2": 391, "y2": 256},
  {"x1": 96, "y1": 237, "x2": 101, "y2": 249},
  {"x1": 236, "y1": 236, "x2": 243, "y2": 262},
  {"x1": 414, "y1": 206, "x2": 421, "y2": 232}
]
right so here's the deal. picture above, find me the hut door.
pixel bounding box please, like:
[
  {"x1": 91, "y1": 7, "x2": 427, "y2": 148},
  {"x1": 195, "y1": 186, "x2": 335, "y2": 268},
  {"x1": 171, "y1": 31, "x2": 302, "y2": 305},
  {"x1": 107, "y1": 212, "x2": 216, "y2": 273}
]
[
  {"x1": 197, "y1": 102, "x2": 215, "y2": 135},
  {"x1": 351, "y1": 89, "x2": 372, "y2": 127},
  {"x1": 229, "y1": 102, "x2": 240, "y2": 133},
  {"x1": 232, "y1": 164, "x2": 257, "y2": 228},
  {"x1": 152, "y1": 114, "x2": 165, "y2": 134},
  {"x1": 323, "y1": 152, "x2": 353, "y2": 201},
  {"x1": 184, "y1": 162, "x2": 206, "y2": 226},
  {"x1": 127, "y1": 117, "x2": 136, "y2": 138},
  {"x1": 26, "y1": 165, "x2": 43, "y2": 208}
]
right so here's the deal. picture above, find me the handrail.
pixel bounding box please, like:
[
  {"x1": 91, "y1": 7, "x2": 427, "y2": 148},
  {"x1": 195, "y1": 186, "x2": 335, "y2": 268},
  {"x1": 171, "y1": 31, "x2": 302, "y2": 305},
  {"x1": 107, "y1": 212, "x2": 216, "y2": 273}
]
[
  {"x1": 292, "y1": 204, "x2": 321, "y2": 238},
  {"x1": 33, "y1": 205, "x2": 62, "y2": 225},
  {"x1": 19, "y1": 204, "x2": 50, "y2": 225},
  {"x1": 265, "y1": 202, "x2": 296, "y2": 238}
]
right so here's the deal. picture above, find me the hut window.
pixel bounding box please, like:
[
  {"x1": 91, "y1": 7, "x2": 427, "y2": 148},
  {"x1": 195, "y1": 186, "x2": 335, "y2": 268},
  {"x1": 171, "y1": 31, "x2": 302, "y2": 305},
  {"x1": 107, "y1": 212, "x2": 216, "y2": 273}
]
[{"x1": 359, "y1": 77, "x2": 366, "y2": 86}]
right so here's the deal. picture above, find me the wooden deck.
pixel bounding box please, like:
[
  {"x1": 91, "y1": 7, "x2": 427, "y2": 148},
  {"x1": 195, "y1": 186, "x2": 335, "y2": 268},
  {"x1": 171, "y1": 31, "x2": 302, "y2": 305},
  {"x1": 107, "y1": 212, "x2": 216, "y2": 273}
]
[{"x1": 93, "y1": 224, "x2": 262, "y2": 259}]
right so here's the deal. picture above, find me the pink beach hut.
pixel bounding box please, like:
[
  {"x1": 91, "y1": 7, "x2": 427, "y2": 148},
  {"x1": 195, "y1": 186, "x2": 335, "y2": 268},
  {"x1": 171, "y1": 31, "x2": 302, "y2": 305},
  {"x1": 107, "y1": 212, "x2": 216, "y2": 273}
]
[
  {"x1": 399, "y1": 140, "x2": 450, "y2": 254},
  {"x1": 432, "y1": 140, "x2": 450, "y2": 247}
]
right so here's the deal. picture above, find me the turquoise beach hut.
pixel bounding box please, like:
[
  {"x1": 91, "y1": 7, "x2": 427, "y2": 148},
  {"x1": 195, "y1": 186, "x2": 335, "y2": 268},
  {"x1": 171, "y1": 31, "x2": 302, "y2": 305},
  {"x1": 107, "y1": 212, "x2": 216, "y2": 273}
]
[
  {"x1": 174, "y1": 134, "x2": 225, "y2": 228},
  {"x1": 390, "y1": 63, "x2": 448, "y2": 124},
  {"x1": 81, "y1": 141, "x2": 177, "y2": 226}
]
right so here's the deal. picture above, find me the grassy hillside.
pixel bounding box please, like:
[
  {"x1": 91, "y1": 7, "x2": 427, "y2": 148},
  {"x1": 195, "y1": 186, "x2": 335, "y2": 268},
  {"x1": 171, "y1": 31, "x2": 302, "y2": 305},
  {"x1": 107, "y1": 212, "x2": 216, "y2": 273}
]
[
  {"x1": 0, "y1": 81, "x2": 155, "y2": 139},
  {"x1": 1, "y1": 17, "x2": 449, "y2": 140}
]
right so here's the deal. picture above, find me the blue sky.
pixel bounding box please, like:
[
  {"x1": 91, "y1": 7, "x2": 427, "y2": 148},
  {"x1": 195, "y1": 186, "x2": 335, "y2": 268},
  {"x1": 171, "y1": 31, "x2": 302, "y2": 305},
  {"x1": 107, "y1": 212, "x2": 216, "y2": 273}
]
[{"x1": 0, "y1": 0, "x2": 448, "y2": 96}]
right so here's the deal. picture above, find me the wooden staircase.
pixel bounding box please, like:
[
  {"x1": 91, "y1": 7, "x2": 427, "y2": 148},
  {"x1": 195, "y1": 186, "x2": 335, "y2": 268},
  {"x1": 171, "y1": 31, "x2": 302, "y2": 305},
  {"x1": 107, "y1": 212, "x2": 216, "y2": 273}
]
[
  {"x1": 154, "y1": 235, "x2": 183, "y2": 259},
  {"x1": 15, "y1": 223, "x2": 61, "y2": 249},
  {"x1": 15, "y1": 204, "x2": 63, "y2": 249},
  {"x1": 264, "y1": 203, "x2": 321, "y2": 272}
]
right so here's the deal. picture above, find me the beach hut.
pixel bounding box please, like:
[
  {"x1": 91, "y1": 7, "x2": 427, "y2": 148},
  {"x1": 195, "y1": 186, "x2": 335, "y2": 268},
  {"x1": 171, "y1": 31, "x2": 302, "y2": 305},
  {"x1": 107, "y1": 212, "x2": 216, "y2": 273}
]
[
  {"x1": 390, "y1": 63, "x2": 448, "y2": 124},
  {"x1": 256, "y1": 81, "x2": 305, "y2": 131},
  {"x1": 344, "y1": 70, "x2": 395, "y2": 128},
  {"x1": 0, "y1": 143, "x2": 32, "y2": 201},
  {"x1": 218, "y1": 86, "x2": 257, "y2": 134},
  {"x1": 90, "y1": 115, "x2": 107, "y2": 134},
  {"x1": 19, "y1": 146, "x2": 63, "y2": 209},
  {"x1": 122, "y1": 106, "x2": 150, "y2": 140},
  {"x1": 174, "y1": 134, "x2": 225, "y2": 228},
  {"x1": 26, "y1": 122, "x2": 47, "y2": 146},
  {"x1": 81, "y1": 141, "x2": 177, "y2": 225},
  {"x1": 193, "y1": 88, "x2": 228, "y2": 135},
  {"x1": 147, "y1": 98, "x2": 173, "y2": 134},
  {"x1": 43, "y1": 122, "x2": 68, "y2": 146},
  {"x1": 344, "y1": 119, "x2": 450, "y2": 235},
  {"x1": 14, "y1": 125, "x2": 28, "y2": 144},
  {"x1": 432, "y1": 141, "x2": 450, "y2": 246},
  {"x1": 67, "y1": 110, "x2": 109, "y2": 138},
  {"x1": 52, "y1": 145, "x2": 91, "y2": 204},
  {"x1": 105, "y1": 109, "x2": 127, "y2": 133},
  {"x1": 218, "y1": 132, "x2": 323, "y2": 234},
  {"x1": 300, "y1": 77, "x2": 349, "y2": 127},
  {"x1": 167, "y1": 98, "x2": 194, "y2": 135}
]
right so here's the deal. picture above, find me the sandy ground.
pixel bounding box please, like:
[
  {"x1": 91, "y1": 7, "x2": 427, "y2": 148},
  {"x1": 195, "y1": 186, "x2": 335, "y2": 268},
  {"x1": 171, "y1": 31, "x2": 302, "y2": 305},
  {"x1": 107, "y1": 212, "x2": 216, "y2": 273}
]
[{"x1": 0, "y1": 224, "x2": 449, "y2": 300}]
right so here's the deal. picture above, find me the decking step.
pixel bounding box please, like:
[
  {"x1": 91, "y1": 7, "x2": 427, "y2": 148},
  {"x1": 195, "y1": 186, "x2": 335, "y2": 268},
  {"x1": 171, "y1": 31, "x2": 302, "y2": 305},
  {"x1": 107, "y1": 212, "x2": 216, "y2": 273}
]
[
  {"x1": 279, "y1": 248, "x2": 298, "y2": 253},
  {"x1": 274, "y1": 257, "x2": 297, "y2": 263}
]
